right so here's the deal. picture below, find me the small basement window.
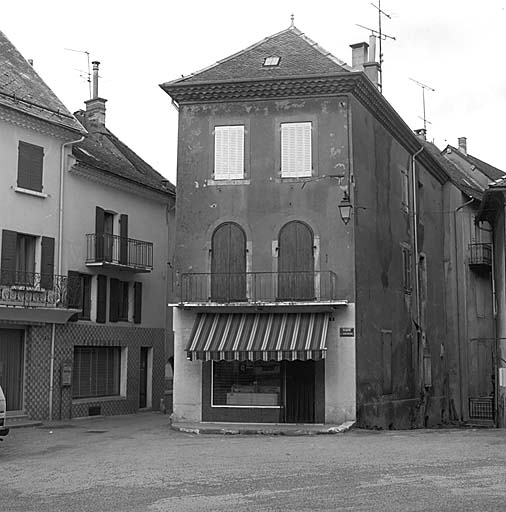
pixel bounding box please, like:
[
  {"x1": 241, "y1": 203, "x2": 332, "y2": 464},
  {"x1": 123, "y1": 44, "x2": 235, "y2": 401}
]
[{"x1": 263, "y1": 56, "x2": 281, "y2": 67}]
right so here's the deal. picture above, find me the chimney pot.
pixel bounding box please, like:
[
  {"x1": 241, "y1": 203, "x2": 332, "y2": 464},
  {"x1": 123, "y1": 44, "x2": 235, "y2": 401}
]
[
  {"x1": 28, "y1": 59, "x2": 33, "y2": 66},
  {"x1": 414, "y1": 128, "x2": 427, "y2": 140},
  {"x1": 92, "y1": 61, "x2": 100, "y2": 99},
  {"x1": 368, "y1": 35, "x2": 377, "y2": 63},
  {"x1": 458, "y1": 137, "x2": 467, "y2": 155},
  {"x1": 363, "y1": 61, "x2": 380, "y2": 89},
  {"x1": 350, "y1": 42, "x2": 369, "y2": 70}
]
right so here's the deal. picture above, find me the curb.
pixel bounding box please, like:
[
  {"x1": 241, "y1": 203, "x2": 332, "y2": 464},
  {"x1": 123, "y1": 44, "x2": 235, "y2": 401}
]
[{"x1": 171, "y1": 420, "x2": 355, "y2": 436}]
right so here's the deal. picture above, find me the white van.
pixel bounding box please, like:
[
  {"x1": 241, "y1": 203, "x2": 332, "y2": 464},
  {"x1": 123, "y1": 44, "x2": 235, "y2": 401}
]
[{"x1": 0, "y1": 384, "x2": 9, "y2": 439}]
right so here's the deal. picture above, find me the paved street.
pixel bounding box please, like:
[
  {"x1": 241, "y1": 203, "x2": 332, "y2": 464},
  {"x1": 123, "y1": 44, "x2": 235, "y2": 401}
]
[{"x1": 1, "y1": 413, "x2": 506, "y2": 512}]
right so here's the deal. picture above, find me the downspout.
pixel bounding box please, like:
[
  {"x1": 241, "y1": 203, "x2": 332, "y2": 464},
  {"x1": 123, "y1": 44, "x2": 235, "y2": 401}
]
[
  {"x1": 411, "y1": 147, "x2": 423, "y2": 393},
  {"x1": 48, "y1": 134, "x2": 85, "y2": 421},
  {"x1": 453, "y1": 196, "x2": 475, "y2": 422}
]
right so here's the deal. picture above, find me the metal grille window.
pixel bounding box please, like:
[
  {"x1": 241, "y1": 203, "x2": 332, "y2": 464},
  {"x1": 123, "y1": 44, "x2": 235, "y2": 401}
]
[
  {"x1": 281, "y1": 122, "x2": 312, "y2": 178},
  {"x1": 214, "y1": 125, "x2": 245, "y2": 180},
  {"x1": 72, "y1": 346, "x2": 121, "y2": 399},
  {"x1": 212, "y1": 361, "x2": 281, "y2": 407}
]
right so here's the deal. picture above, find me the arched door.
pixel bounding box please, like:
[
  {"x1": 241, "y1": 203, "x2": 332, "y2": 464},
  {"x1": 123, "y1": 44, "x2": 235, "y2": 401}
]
[
  {"x1": 278, "y1": 221, "x2": 314, "y2": 300},
  {"x1": 211, "y1": 223, "x2": 246, "y2": 301}
]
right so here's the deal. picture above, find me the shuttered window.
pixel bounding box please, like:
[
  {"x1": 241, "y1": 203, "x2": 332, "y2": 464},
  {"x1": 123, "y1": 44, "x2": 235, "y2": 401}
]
[
  {"x1": 281, "y1": 122, "x2": 312, "y2": 178},
  {"x1": 402, "y1": 247, "x2": 412, "y2": 293},
  {"x1": 67, "y1": 271, "x2": 92, "y2": 320},
  {"x1": 133, "y1": 281, "x2": 142, "y2": 324},
  {"x1": 96, "y1": 275, "x2": 107, "y2": 323},
  {"x1": 401, "y1": 169, "x2": 409, "y2": 212},
  {"x1": 17, "y1": 141, "x2": 44, "y2": 192},
  {"x1": 72, "y1": 346, "x2": 121, "y2": 399},
  {"x1": 214, "y1": 125, "x2": 244, "y2": 180}
]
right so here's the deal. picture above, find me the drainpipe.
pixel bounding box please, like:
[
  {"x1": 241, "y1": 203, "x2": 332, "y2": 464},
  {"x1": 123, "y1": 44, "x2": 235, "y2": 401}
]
[
  {"x1": 453, "y1": 196, "x2": 475, "y2": 422},
  {"x1": 48, "y1": 134, "x2": 85, "y2": 421},
  {"x1": 411, "y1": 147, "x2": 423, "y2": 393}
]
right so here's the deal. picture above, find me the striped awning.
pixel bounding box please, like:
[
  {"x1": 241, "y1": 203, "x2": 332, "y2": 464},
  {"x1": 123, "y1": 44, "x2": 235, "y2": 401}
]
[{"x1": 186, "y1": 312, "x2": 329, "y2": 361}]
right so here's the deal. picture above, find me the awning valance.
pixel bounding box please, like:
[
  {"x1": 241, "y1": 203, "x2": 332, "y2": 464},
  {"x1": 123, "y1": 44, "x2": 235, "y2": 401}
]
[{"x1": 186, "y1": 312, "x2": 329, "y2": 361}]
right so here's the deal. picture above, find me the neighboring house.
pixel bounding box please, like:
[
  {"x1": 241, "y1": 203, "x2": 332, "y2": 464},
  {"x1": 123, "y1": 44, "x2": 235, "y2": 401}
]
[
  {"x1": 428, "y1": 138, "x2": 498, "y2": 425},
  {"x1": 0, "y1": 31, "x2": 85, "y2": 420},
  {"x1": 0, "y1": 33, "x2": 176, "y2": 421},
  {"x1": 160, "y1": 25, "x2": 467, "y2": 428},
  {"x1": 445, "y1": 142, "x2": 506, "y2": 426}
]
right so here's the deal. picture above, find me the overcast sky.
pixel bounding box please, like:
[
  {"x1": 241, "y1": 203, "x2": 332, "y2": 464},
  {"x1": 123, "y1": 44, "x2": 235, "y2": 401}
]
[{"x1": 3, "y1": 1, "x2": 505, "y2": 184}]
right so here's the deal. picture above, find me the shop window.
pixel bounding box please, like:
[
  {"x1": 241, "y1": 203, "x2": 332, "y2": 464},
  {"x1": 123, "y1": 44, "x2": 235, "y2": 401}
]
[
  {"x1": 212, "y1": 361, "x2": 281, "y2": 407},
  {"x1": 280, "y1": 122, "x2": 312, "y2": 178},
  {"x1": 214, "y1": 125, "x2": 245, "y2": 180},
  {"x1": 72, "y1": 346, "x2": 121, "y2": 399}
]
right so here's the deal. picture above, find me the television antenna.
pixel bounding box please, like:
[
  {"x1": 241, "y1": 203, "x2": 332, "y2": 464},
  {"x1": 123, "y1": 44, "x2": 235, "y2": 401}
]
[
  {"x1": 409, "y1": 78, "x2": 435, "y2": 132},
  {"x1": 64, "y1": 48, "x2": 91, "y2": 99},
  {"x1": 356, "y1": 0, "x2": 396, "y2": 92}
]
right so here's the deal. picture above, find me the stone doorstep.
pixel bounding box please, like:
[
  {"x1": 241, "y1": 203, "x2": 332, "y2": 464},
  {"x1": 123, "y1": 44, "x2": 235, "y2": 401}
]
[
  {"x1": 5, "y1": 413, "x2": 42, "y2": 429},
  {"x1": 171, "y1": 420, "x2": 355, "y2": 436}
]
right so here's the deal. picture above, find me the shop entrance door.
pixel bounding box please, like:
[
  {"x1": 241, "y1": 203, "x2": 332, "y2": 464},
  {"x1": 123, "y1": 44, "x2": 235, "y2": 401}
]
[
  {"x1": 284, "y1": 360, "x2": 315, "y2": 423},
  {"x1": 0, "y1": 329, "x2": 24, "y2": 411}
]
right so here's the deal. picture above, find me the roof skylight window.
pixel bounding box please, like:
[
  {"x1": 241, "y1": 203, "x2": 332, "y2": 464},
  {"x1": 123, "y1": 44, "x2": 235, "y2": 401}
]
[{"x1": 263, "y1": 56, "x2": 281, "y2": 67}]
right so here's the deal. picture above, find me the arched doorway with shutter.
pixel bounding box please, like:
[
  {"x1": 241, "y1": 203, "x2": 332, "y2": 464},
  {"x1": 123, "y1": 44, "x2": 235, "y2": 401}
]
[
  {"x1": 211, "y1": 222, "x2": 247, "y2": 302},
  {"x1": 278, "y1": 221, "x2": 315, "y2": 301}
]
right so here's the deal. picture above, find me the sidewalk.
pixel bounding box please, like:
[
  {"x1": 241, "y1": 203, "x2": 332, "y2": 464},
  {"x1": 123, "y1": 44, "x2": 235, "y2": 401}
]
[{"x1": 171, "y1": 419, "x2": 355, "y2": 435}]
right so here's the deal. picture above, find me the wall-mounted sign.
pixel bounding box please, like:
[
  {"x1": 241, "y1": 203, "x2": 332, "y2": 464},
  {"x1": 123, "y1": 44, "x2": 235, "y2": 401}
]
[{"x1": 340, "y1": 327, "x2": 355, "y2": 337}]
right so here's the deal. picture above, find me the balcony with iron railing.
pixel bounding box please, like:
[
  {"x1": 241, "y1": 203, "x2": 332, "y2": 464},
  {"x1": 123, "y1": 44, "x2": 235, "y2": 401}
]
[
  {"x1": 468, "y1": 243, "x2": 492, "y2": 269},
  {"x1": 86, "y1": 233, "x2": 153, "y2": 272},
  {"x1": 0, "y1": 270, "x2": 78, "y2": 309},
  {"x1": 179, "y1": 271, "x2": 346, "y2": 310}
]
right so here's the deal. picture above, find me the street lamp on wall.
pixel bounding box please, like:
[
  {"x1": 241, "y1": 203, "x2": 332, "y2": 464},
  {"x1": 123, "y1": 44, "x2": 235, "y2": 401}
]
[{"x1": 338, "y1": 190, "x2": 353, "y2": 225}]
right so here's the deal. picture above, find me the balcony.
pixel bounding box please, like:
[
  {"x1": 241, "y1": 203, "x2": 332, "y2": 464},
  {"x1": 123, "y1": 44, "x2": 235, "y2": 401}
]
[
  {"x1": 179, "y1": 271, "x2": 346, "y2": 311},
  {"x1": 468, "y1": 243, "x2": 492, "y2": 269},
  {"x1": 86, "y1": 233, "x2": 153, "y2": 273},
  {"x1": 0, "y1": 270, "x2": 75, "y2": 309}
]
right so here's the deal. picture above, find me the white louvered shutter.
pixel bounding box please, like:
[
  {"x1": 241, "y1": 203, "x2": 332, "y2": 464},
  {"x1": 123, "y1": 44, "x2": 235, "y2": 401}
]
[
  {"x1": 281, "y1": 122, "x2": 312, "y2": 178},
  {"x1": 214, "y1": 125, "x2": 245, "y2": 180}
]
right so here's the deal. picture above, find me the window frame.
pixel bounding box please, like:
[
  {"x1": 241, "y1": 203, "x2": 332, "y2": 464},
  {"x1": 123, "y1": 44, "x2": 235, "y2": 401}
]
[
  {"x1": 401, "y1": 244, "x2": 412, "y2": 294},
  {"x1": 17, "y1": 141, "x2": 44, "y2": 193},
  {"x1": 213, "y1": 124, "x2": 245, "y2": 181},
  {"x1": 401, "y1": 168, "x2": 410, "y2": 212},
  {"x1": 72, "y1": 346, "x2": 122, "y2": 399}
]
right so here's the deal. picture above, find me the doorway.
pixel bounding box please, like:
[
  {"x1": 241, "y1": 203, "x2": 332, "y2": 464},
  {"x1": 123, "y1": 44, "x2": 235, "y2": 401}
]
[
  {"x1": 0, "y1": 329, "x2": 24, "y2": 411},
  {"x1": 139, "y1": 347, "x2": 153, "y2": 409},
  {"x1": 283, "y1": 360, "x2": 316, "y2": 423}
]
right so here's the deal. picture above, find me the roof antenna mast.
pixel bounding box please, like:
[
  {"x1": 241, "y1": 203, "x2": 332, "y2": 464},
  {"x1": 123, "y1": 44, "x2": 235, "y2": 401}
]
[
  {"x1": 356, "y1": 0, "x2": 396, "y2": 92},
  {"x1": 64, "y1": 47, "x2": 92, "y2": 99},
  {"x1": 409, "y1": 78, "x2": 435, "y2": 132}
]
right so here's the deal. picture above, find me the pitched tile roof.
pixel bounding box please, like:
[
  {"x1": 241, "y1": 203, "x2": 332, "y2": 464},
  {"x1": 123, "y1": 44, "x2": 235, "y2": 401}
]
[
  {"x1": 168, "y1": 26, "x2": 350, "y2": 85},
  {"x1": 446, "y1": 145, "x2": 505, "y2": 182},
  {"x1": 0, "y1": 31, "x2": 84, "y2": 134},
  {"x1": 423, "y1": 141, "x2": 484, "y2": 199},
  {"x1": 72, "y1": 112, "x2": 175, "y2": 196}
]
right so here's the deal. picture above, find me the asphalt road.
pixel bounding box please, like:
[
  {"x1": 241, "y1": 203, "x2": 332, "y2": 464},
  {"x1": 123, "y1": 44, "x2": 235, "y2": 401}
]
[{"x1": 1, "y1": 413, "x2": 506, "y2": 511}]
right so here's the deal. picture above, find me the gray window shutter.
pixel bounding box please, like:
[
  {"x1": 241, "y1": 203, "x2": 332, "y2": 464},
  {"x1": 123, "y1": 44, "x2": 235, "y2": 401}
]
[
  {"x1": 134, "y1": 281, "x2": 142, "y2": 324},
  {"x1": 214, "y1": 125, "x2": 245, "y2": 180},
  {"x1": 67, "y1": 270, "x2": 82, "y2": 309},
  {"x1": 109, "y1": 277, "x2": 119, "y2": 322},
  {"x1": 119, "y1": 214, "x2": 128, "y2": 265},
  {"x1": 1, "y1": 230, "x2": 18, "y2": 285},
  {"x1": 281, "y1": 122, "x2": 312, "y2": 178},
  {"x1": 40, "y1": 236, "x2": 55, "y2": 289},
  {"x1": 18, "y1": 141, "x2": 44, "y2": 192},
  {"x1": 96, "y1": 275, "x2": 107, "y2": 323},
  {"x1": 95, "y1": 207, "x2": 105, "y2": 261}
]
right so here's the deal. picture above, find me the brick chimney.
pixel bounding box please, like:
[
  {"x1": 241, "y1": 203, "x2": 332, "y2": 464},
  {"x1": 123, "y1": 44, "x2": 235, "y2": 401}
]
[
  {"x1": 350, "y1": 42, "x2": 369, "y2": 70},
  {"x1": 84, "y1": 61, "x2": 107, "y2": 126},
  {"x1": 458, "y1": 137, "x2": 467, "y2": 155}
]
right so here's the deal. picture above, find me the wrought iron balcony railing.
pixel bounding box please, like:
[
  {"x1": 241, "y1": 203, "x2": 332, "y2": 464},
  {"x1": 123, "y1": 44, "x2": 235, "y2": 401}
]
[
  {"x1": 0, "y1": 270, "x2": 77, "y2": 308},
  {"x1": 469, "y1": 243, "x2": 492, "y2": 268},
  {"x1": 86, "y1": 233, "x2": 153, "y2": 272},
  {"x1": 180, "y1": 271, "x2": 339, "y2": 303}
]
